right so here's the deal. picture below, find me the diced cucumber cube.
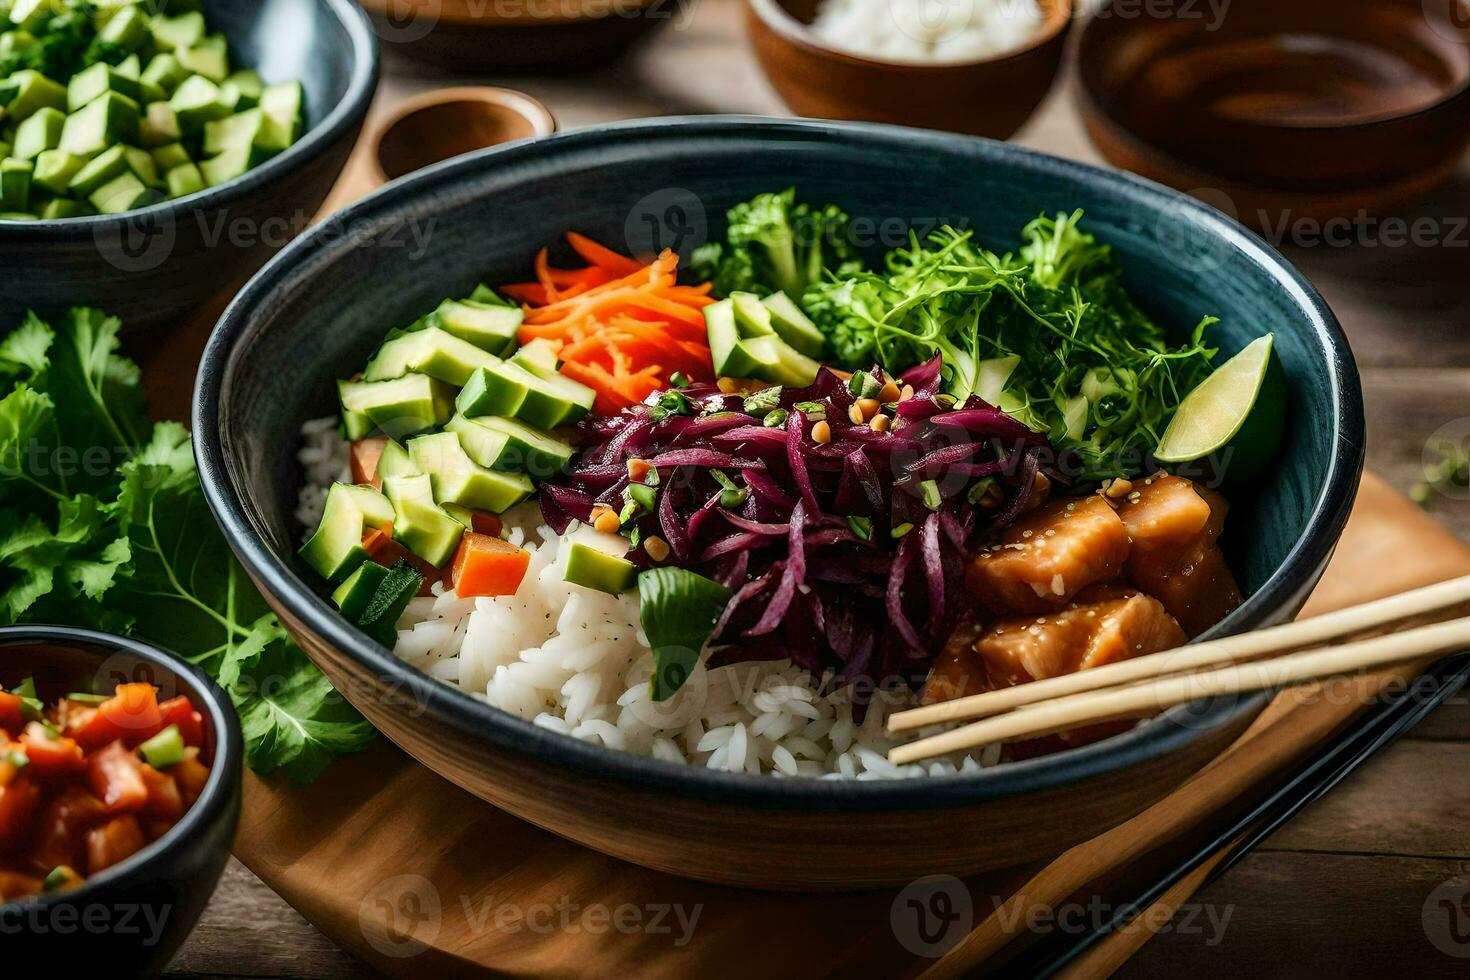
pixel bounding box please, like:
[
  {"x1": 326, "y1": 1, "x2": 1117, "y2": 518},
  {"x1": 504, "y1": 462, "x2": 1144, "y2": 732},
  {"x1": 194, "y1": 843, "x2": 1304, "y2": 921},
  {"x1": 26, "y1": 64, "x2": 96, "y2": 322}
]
[
  {"x1": 202, "y1": 108, "x2": 288, "y2": 158},
  {"x1": 0, "y1": 70, "x2": 66, "y2": 122},
  {"x1": 89, "y1": 170, "x2": 162, "y2": 214},
  {"x1": 32, "y1": 148, "x2": 84, "y2": 194},
  {"x1": 124, "y1": 145, "x2": 159, "y2": 186},
  {"x1": 0, "y1": 158, "x2": 32, "y2": 212},
  {"x1": 12, "y1": 105, "x2": 62, "y2": 160},
  {"x1": 115, "y1": 54, "x2": 141, "y2": 81},
  {"x1": 60, "y1": 91, "x2": 141, "y2": 157},
  {"x1": 169, "y1": 75, "x2": 229, "y2": 134},
  {"x1": 139, "y1": 101, "x2": 181, "y2": 147},
  {"x1": 141, "y1": 53, "x2": 189, "y2": 95},
  {"x1": 199, "y1": 143, "x2": 251, "y2": 186},
  {"x1": 9, "y1": 0, "x2": 56, "y2": 33},
  {"x1": 39, "y1": 197, "x2": 90, "y2": 219},
  {"x1": 165, "y1": 161, "x2": 204, "y2": 198},
  {"x1": 177, "y1": 34, "x2": 228, "y2": 82},
  {"x1": 434, "y1": 299, "x2": 522, "y2": 356},
  {"x1": 150, "y1": 10, "x2": 206, "y2": 52},
  {"x1": 150, "y1": 141, "x2": 190, "y2": 171},
  {"x1": 0, "y1": 211, "x2": 37, "y2": 221},
  {"x1": 221, "y1": 69, "x2": 263, "y2": 111},
  {"x1": 68, "y1": 143, "x2": 129, "y2": 196},
  {"x1": 67, "y1": 62, "x2": 142, "y2": 112},
  {"x1": 98, "y1": 4, "x2": 150, "y2": 52},
  {"x1": 260, "y1": 81, "x2": 303, "y2": 142}
]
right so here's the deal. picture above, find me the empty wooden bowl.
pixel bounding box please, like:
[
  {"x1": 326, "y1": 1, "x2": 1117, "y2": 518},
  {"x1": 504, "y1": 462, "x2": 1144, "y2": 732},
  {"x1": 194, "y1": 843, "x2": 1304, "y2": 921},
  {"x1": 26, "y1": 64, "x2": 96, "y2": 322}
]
[
  {"x1": 358, "y1": 0, "x2": 673, "y2": 72},
  {"x1": 372, "y1": 87, "x2": 557, "y2": 184},
  {"x1": 746, "y1": 0, "x2": 1071, "y2": 139},
  {"x1": 1076, "y1": 0, "x2": 1470, "y2": 223}
]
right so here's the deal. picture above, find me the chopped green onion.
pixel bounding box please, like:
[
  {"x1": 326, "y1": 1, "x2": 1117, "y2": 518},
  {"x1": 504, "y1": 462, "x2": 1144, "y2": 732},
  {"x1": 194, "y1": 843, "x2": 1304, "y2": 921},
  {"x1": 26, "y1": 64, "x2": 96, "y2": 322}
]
[
  {"x1": 846, "y1": 516, "x2": 873, "y2": 541},
  {"x1": 967, "y1": 477, "x2": 998, "y2": 505},
  {"x1": 669, "y1": 371, "x2": 690, "y2": 389},
  {"x1": 42, "y1": 866, "x2": 76, "y2": 892},
  {"x1": 139, "y1": 724, "x2": 185, "y2": 769},
  {"x1": 742, "y1": 386, "x2": 783, "y2": 417},
  {"x1": 628, "y1": 482, "x2": 657, "y2": 510},
  {"x1": 66, "y1": 692, "x2": 109, "y2": 704},
  {"x1": 650, "y1": 389, "x2": 695, "y2": 421},
  {"x1": 794, "y1": 400, "x2": 826, "y2": 421},
  {"x1": 847, "y1": 370, "x2": 882, "y2": 399},
  {"x1": 891, "y1": 522, "x2": 914, "y2": 538},
  {"x1": 763, "y1": 408, "x2": 789, "y2": 428},
  {"x1": 4, "y1": 749, "x2": 28, "y2": 771},
  {"x1": 921, "y1": 479, "x2": 942, "y2": 510},
  {"x1": 710, "y1": 471, "x2": 749, "y2": 509}
]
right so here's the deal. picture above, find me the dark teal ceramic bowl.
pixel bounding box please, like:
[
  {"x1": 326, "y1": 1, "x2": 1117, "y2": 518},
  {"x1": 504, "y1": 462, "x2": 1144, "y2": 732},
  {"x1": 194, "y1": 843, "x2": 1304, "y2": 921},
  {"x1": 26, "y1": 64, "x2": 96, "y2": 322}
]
[
  {"x1": 194, "y1": 118, "x2": 1364, "y2": 890},
  {"x1": 0, "y1": 0, "x2": 379, "y2": 331},
  {"x1": 0, "y1": 627, "x2": 242, "y2": 971}
]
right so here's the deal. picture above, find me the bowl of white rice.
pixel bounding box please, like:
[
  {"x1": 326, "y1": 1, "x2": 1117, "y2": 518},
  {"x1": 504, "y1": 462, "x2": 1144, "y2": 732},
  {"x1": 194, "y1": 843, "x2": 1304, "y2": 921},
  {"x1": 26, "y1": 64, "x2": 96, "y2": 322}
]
[
  {"x1": 194, "y1": 118, "x2": 1359, "y2": 890},
  {"x1": 746, "y1": 0, "x2": 1072, "y2": 139}
]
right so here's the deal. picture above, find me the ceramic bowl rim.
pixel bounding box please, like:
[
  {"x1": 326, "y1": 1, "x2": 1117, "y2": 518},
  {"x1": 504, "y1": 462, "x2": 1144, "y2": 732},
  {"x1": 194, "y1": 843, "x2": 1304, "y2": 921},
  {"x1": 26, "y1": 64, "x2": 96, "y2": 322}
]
[
  {"x1": 747, "y1": 0, "x2": 1073, "y2": 72},
  {"x1": 194, "y1": 116, "x2": 1365, "y2": 812},
  {"x1": 0, "y1": 0, "x2": 379, "y2": 237},
  {"x1": 0, "y1": 626, "x2": 243, "y2": 911}
]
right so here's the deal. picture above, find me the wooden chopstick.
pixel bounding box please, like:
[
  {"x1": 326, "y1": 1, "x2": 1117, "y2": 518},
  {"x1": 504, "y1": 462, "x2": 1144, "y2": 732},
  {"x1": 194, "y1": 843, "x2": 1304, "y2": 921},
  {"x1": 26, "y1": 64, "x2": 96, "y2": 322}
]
[
  {"x1": 888, "y1": 574, "x2": 1470, "y2": 735},
  {"x1": 887, "y1": 613, "x2": 1470, "y2": 766}
]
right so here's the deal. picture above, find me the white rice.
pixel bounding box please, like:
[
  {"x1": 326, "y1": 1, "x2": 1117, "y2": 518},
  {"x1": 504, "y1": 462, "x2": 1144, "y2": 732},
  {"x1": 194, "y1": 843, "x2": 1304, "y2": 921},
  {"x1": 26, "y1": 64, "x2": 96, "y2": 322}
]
[
  {"x1": 297, "y1": 418, "x2": 1000, "y2": 778},
  {"x1": 811, "y1": 0, "x2": 1045, "y2": 65}
]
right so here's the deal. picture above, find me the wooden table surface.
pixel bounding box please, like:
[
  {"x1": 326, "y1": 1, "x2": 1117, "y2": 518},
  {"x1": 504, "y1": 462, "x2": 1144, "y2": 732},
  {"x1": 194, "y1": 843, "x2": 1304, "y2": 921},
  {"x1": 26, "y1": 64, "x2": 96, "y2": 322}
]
[{"x1": 164, "y1": 2, "x2": 1470, "y2": 976}]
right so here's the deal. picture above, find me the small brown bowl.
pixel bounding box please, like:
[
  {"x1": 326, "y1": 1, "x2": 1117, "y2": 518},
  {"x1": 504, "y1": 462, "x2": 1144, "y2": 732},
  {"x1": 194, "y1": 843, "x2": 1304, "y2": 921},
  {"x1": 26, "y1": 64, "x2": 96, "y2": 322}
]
[
  {"x1": 358, "y1": 0, "x2": 674, "y2": 73},
  {"x1": 1076, "y1": 0, "x2": 1470, "y2": 224},
  {"x1": 746, "y1": 0, "x2": 1072, "y2": 139},
  {"x1": 371, "y1": 87, "x2": 557, "y2": 185}
]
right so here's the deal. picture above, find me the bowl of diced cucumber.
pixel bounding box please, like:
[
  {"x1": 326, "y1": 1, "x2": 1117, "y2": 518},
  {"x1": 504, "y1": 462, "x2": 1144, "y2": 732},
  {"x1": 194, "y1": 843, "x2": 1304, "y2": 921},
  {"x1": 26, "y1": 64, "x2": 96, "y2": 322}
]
[{"x1": 0, "y1": 0, "x2": 378, "y2": 329}]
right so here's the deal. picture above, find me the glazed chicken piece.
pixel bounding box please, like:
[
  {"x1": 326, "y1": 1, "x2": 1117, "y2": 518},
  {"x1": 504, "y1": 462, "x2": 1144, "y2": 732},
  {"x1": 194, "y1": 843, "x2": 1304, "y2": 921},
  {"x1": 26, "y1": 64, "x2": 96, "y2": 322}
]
[
  {"x1": 1117, "y1": 475, "x2": 1242, "y2": 637},
  {"x1": 921, "y1": 585, "x2": 1186, "y2": 704},
  {"x1": 965, "y1": 495, "x2": 1132, "y2": 616}
]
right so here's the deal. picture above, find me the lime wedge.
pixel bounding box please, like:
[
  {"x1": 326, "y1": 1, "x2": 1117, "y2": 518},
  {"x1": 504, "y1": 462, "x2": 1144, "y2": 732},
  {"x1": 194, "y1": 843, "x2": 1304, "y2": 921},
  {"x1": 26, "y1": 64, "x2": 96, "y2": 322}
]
[{"x1": 1155, "y1": 333, "x2": 1285, "y2": 478}]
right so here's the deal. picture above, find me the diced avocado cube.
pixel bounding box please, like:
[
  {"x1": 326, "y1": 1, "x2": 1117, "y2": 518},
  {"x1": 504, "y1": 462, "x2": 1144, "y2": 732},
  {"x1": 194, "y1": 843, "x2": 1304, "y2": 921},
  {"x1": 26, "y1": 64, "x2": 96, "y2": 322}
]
[
  {"x1": 259, "y1": 81, "x2": 303, "y2": 142},
  {"x1": 433, "y1": 298, "x2": 522, "y2": 356},
  {"x1": 60, "y1": 91, "x2": 141, "y2": 157},
  {"x1": 89, "y1": 171, "x2": 163, "y2": 214},
  {"x1": 364, "y1": 326, "x2": 502, "y2": 387},
  {"x1": 150, "y1": 10, "x2": 206, "y2": 52},
  {"x1": 169, "y1": 75, "x2": 230, "y2": 134},
  {"x1": 67, "y1": 62, "x2": 143, "y2": 113},
  {"x1": 221, "y1": 69, "x2": 263, "y2": 111},
  {"x1": 376, "y1": 439, "x2": 418, "y2": 480},
  {"x1": 165, "y1": 161, "x2": 204, "y2": 198},
  {"x1": 299, "y1": 482, "x2": 395, "y2": 581},
  {"x1": 140, "y1": 101, "x2": 181, "y2": 147},
  {"x1": 445, "y1": 414, "x2": 573, "y2": 480},
  {"x1": 456, "y1": 362, "x2": 595, "y2": 429},
  {"x1": 39, "y1": 197, "x2": 90, "y2": 220},
  {"x1": 141, "y1": 53, "x2": 190, "y2": 95},
  {"x1": 8, "y1": 0, "x2": 56, "y2": 33},
  {"x1": 0, "y1": 69, "x2": 66, "y2": 122},
  {"x1": 150, "y1": 141, "x2": 191, "y2": 170},
  {"x1": 0, "y1": 158, "x2": 32, "y2": 212},
  {"x1": 332, "y1": 561, "x2": 391, "y2": 621},
  {"x1": 339, "y1": 374, "x2": 455, "y2": 440},
  {"x1": 406, "y1": 432, "x2": 534, "y2": 515},
  {"x1": 177, "y1": 34, "x2": 228, "y2": 82},
  {"x1": 705, "y1": 294, "x2": 822, "y2": 387},
  {"x1": 762, "y1": 291, "x2": 827, "y2": 358},
  {"x1": 510, "y1": 338, "x2": 560, "y2": 380},
  {"x1": 32, "y1": 148, "x2": 84, "y2": 194},
  {"x1": 98, "y1": 4, "x2": 150, "y2": 53},
  {"x1": 563, "y1": 540, "x2": 637, "y2": 595},
  {"x1": 11, "y1": 105, "x2": 61, "y2": 160},
  {"x1": 382, "y1": 474, "x2": 465, "y2": 567},
  {"x1": 199, "y1": 143, "x2": 252, "y2": 186},
  {"x1": 202, "y1": 107, "x2": 288, "y2": 158}
]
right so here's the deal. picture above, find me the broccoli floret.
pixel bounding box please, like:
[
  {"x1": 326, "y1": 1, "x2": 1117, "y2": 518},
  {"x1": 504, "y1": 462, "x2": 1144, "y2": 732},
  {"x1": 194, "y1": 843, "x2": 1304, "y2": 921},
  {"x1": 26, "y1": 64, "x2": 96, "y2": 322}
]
[{"x1": 694, "y1": 189, "x2": 865, "y2": 300}]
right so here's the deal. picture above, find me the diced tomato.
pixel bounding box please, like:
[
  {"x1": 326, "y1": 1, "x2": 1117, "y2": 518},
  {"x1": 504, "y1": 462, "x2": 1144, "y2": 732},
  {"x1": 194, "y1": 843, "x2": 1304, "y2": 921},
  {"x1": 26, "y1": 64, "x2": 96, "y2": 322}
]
[
  {"x1": 0, "y1": 778, "x2": 41, "y2": 851},
  {"x1": 363, "y1": 524, "x2": 441, "y2": 595},
  {"x1": 450, "y1": 533, "x2": 531, "y2": 598},
  {"x1": 350, "y1": 437, "x2": 389, "y2": 488},
  {"x1": 86, "y1": 742, "x2": 148, "y2": 814},
  {"x1": 70, "y1": 683, "x2": 164, "y2": 749},
  {"x1": 19, "y1": 723, "x2": 86, "y2": 779},
  {"x1": 0, "y1": 870, "x2": 43, "y2": 903},
  {"x1": 138, "y1": 764, "x2": 184, "y2": 824},
  {"x1": 0, "y1": 690, "x2": 24, "y2": 733},
  {"x1": 173, "y1": 748, "x2": 210, "y2": 806},
  {"x1": 30, "y1": 785, "x2": 107, "y2": 872},
  {"x1": 157, "y1": 696, "x2": 205, "y2": 748},
  {"x1": 85, "y1": 815, "x2": 146, "y2": 874}
]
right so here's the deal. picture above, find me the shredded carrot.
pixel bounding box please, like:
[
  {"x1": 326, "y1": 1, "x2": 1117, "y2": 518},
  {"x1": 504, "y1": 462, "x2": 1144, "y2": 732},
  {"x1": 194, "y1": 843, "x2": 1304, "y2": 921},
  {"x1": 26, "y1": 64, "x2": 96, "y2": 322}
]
[{"x1": 506, "y1": 235, "x2": 715, "y2": 411}]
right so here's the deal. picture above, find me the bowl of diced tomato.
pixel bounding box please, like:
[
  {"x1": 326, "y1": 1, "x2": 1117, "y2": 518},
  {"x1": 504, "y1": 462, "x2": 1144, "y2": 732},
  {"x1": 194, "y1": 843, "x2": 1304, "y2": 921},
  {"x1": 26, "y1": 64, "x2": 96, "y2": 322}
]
[{"x1": 0, "y1": 627, "x2": 241, "y2": 972}]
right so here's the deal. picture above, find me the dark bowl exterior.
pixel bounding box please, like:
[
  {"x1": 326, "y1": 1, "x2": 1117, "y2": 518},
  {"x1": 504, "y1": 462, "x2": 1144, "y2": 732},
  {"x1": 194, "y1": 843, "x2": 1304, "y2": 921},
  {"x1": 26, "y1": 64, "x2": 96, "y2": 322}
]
[
  {"x1": 746, "y1": 0, "x2": 1071, "y2": 140},
  {"x1": 0, "y1": 0, "x2": 379, "y2": 331},
  {"x1": 0, "y1": 628, "x2": 243, "y2": 971},
  {"x1": 195, "y1": 118, "x2": 1364, "y2": 890}
]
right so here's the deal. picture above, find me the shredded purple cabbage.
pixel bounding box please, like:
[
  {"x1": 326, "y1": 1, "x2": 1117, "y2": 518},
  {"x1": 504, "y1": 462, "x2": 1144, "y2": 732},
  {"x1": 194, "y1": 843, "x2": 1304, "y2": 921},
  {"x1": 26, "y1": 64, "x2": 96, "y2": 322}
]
[{"x1": 542, "y1": 358, "x2": 1050, "y2": 692}]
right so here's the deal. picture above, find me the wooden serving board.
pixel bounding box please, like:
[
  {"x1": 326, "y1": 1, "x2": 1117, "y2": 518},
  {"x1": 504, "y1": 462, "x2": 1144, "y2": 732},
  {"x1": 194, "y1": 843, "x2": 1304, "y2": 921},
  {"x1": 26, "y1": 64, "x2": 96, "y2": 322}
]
[{"x1": 204, "y1": 472, "x2": 1465, "y2": 978}]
